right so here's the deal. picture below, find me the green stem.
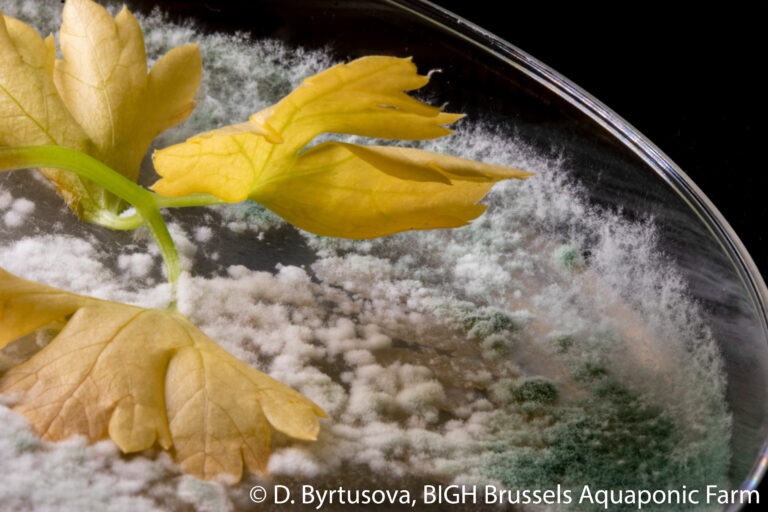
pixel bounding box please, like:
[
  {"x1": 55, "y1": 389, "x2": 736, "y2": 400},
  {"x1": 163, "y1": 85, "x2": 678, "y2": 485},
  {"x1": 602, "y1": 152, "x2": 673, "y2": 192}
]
[
  {"x1": 0, "y1": 145, "x2": 182, "y2": 295},
  {"x1": 88, "y1": 209, "x2": 144, "y2": 230},
  {"x1": 83, "y1": 194, "x2": 226, "y2": 230},
  {"x1": 155, "y1": 193, "x2": 227, "y2": 209}
]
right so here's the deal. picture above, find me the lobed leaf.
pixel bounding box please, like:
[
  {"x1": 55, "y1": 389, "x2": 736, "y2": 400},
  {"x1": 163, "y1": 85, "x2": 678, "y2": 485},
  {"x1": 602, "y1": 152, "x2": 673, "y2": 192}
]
[
  {"x1": 0, "y1": 12, "x2": 95, "y2": 214},
  {"x1": 0, "y1": 268, "x2": 326, "y2": 481},
  {"x1": 54, "y1": 0, "x2": 202, "y2": 183},
  {"x1": 0, "y1": 0, "x2": 201, "y2": 220},
  {"x1": 152, "y1": 56, "x2": 531, "y2": 238},
  {"x1": 256, "y1": 56, "x2": 464, "y2": 154},
  {"x1": 252, "y1": 141, "x2": 531, "y2": 238},
  {"x1": 0, "y1": 14, "x2": 87, "y2": 149}
]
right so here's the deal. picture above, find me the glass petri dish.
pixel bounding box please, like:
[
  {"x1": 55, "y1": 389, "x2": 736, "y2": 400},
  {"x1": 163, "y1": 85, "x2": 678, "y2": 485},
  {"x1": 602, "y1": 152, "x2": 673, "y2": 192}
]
[{"x1": 1, "y1": 1, "x2": 765, "y2": 510}]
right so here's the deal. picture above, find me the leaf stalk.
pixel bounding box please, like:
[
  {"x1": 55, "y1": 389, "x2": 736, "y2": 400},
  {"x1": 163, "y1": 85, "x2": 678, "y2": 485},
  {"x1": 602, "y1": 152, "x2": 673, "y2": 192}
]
[{"x1": 0, "y1": 145, "x2": 185, "y2": 295}]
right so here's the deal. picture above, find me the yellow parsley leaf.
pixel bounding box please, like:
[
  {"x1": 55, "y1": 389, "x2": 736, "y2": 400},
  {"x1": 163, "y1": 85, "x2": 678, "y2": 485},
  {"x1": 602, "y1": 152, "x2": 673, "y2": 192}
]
[
  {"x1": 152, "y1": 56, "x2": 531, "y2": 238},
  {"x1": 253, "y1": 55, "x2": 464, "y2": 153},
  {"x1": 54, "y1": 0, "x2": 201, "y2": 183},
  {"x1": 0, "y1": 12, "x2": 95, "y2": 213},
  {"x1": 0, "y1": 268, "x2": 326, "y2": 481},
  {"x1": 0, "y1": 0, "x2": 201, "y2": 219},
  {"x1": 0, "y1": 14, "x2": 86, "y2": 148},
  {"x1": 254, "y1": 142, "x2": 531, "y2": 238}
]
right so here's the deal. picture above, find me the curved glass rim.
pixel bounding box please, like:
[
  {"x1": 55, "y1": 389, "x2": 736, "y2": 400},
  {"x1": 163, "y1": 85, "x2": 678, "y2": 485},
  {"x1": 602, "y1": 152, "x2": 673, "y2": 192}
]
[{"x1": 388, "y1": 0, "x2": 768, "y2": 502}]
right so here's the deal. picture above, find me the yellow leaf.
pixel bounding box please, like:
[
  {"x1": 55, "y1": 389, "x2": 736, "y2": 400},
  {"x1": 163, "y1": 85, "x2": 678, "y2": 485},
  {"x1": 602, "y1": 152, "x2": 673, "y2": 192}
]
[
  {"x1": 54, "y1": 0, "x2": 201, "y2": 183},
  {"x1": 254, "y1": 142, "x2": 531, "y2": 238},
  {"x1": 152, "y1": 56, "x2": 531, "y2": 238},
  {"x1": 0, "y1": 12, "x2": 95, "y2": 215},
  {"x1": 0, "y1": 14, "x2": 85, "y2": 148},
  {"x1": 0, "y1": 0, "x2": 201, "y2": 219},
  {"x1": 255, "y1": 56, "x2": 465, "y2": 154},
  {"x1": 0, "y1": 268, "x2": 326, "y2": 481}
]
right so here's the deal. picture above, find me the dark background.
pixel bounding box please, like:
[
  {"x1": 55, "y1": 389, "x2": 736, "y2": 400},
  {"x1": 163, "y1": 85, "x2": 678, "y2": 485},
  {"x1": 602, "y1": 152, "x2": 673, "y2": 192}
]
[
  {"x1": 428, "y1": 2, "x2": 763, "y2": 277},
  {"x1": 429, "y1": 0, "x2": 764, "y2": 506}
]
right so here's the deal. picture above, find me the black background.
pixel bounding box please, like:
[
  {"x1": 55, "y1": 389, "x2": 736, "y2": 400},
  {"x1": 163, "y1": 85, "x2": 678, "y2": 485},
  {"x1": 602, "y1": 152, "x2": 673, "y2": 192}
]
[{"x1": 429, "y1": 0, "x2": 764, "y2": 506}]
